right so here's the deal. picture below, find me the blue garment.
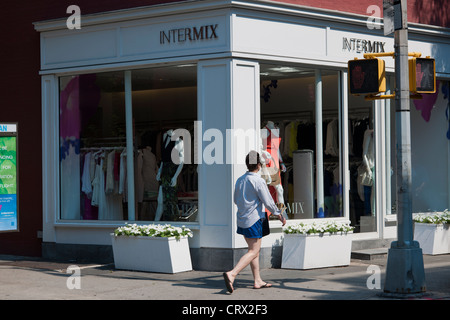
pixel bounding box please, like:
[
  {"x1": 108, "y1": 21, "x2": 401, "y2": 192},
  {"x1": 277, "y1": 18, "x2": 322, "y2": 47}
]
[
  {"x1": 234, "y1": 172, "x2": 281, "y2": 229},
  {"x1": 237, "y1": 218, "x2": 264, "y2": 239}
]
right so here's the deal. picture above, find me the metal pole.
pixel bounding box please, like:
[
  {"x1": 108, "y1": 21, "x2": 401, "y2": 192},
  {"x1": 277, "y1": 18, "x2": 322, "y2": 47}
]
[{"x1": 383, "y1": 0, "x2": 426, "y2": 296}]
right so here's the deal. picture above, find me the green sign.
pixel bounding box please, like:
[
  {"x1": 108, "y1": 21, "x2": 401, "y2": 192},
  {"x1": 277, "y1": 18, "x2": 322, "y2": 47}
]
[{"x1": 0, "y1": 124, "x2": 18, "y2": 232}]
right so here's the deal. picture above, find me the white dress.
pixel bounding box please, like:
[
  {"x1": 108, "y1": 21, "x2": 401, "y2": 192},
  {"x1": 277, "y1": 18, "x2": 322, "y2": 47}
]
[{"x1": 60, "y1": 143, "x2": 80, "y2": 220}]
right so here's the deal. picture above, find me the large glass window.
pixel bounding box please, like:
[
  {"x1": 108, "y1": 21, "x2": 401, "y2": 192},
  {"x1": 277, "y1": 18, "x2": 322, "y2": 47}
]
[
  {"x1": 59, "y1": 71, "x2": 126, "y2": 221},
  {"x1": 259, "y1": 64, "x2": 342, "y2": 220},
  {"x1": 348, "y1": 94, "x2": 377, "y2": 233},
  {"x1": 59, "y1": 64, "x2": 198, "y2": 222},
  {"x1": 131, "y1": 65, "x2": 198, "y2": 222}
]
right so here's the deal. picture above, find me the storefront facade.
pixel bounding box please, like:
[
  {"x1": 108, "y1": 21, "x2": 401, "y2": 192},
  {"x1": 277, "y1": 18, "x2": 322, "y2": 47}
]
[{"x1": 34, "y1": 0, "x2": 450, "y2": 270}]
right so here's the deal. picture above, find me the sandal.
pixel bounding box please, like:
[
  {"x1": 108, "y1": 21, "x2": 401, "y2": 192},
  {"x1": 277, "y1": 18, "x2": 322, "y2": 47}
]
[
  {"x1": 223, "y1": 272, "x2": 234, "y2": 293},
  {"x1": 253, "y1": 282, "x2": 272, "y2": 289}
]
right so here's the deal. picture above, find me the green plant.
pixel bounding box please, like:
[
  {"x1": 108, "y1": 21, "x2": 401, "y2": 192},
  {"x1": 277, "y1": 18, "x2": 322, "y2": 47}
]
[
  {"x1": 283, "y1": 221, "x2": 354, "y2": 235},
  {"x1": 114, "y1": 223, "x2": 193, "y2": 239},
  {"x1": 413, "y1": 209, "x2": 449, "y2": 224}
]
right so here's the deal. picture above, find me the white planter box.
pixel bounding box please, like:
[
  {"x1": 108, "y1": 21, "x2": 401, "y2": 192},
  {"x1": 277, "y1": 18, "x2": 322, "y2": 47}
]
[
  {"x1": 111, "y1": 234, "x2": 192, "y2": 273},
  {"x1": 281, "y1": 232, "x2": 352, "y2": 270},
  {"x1": 414, "y1": 223, "x2": 450, "y2": 255}
]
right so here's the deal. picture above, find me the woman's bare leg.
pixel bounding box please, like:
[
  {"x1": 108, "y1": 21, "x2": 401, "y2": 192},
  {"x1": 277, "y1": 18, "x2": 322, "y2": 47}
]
[{"x1": 225, "y1": 237, "x2": 266, "y2": 288}]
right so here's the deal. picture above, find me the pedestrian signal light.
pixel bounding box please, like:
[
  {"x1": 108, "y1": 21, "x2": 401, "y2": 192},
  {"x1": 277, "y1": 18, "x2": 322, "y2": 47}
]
[
  {"x1": 409, "y1": 57, "x2": 436, "y2": 93},
  {"x1": 348, "y1": 58, "x2": 386, "y2": 95}
]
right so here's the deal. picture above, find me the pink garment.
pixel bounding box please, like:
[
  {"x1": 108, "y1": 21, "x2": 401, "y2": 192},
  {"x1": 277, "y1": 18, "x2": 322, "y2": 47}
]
[
  {"x1": 60, "y1": 76, "x2": 81, "y2": 139},
  {"x1": 413, "y1": 80, "x2": 440, "y2": 122},
  {"x1": 83, "y1": 194, "x2": 98, "y2": 220},
  {"x1": 263, "y1": 126, "x2": 281, "y2": 169},
  {"x1": 262, "y1": 126, "x2": 282, "y2": 213},
  {"x1": 114, "y1": 152, "x2": 120, "y2": 181}
]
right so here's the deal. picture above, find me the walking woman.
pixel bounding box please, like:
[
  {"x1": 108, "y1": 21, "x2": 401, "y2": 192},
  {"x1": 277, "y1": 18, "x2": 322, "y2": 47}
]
[{"x1": 223, "y1": 151, "x2": 286, "y2": 293}]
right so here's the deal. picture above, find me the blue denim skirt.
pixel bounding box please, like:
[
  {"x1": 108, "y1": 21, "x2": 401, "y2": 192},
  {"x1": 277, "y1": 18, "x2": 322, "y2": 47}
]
[{"x1": 237, "y1": 219, "x2": 263, "y2": 239}]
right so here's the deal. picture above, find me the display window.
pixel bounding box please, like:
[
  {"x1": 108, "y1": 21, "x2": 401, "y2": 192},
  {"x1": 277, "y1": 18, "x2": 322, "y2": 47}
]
[
  {"x1": 259, "y1": 64, "x2": 343, "y2": 220},
  {"x1": 131, "y1": 65, "x2": 198, "y2": 222},
  {"x1": 58, "y1": 64, "x2": 198, "y2": 222},
  {"x1": 259, "y1": 63, "x2": 378, "y2": 233}
]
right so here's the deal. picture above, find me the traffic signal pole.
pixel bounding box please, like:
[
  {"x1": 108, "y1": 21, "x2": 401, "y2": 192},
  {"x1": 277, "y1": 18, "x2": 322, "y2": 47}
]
[{"x1": 383, "y1": 1, "x2": 426, "y2": 295}]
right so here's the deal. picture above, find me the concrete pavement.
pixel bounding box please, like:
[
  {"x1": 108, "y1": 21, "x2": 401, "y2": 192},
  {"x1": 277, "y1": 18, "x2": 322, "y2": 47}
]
[{"x1": 0, "y1": 253, "x2": 448, "y2": 301}]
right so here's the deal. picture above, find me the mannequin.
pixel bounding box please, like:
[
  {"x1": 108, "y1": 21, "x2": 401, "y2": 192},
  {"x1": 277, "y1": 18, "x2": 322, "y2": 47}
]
[
  {"x1": 155, "y1": 130, "x2": 184, "y2": 221},
  {"x1": 261, "y1": 121, "x2": 287, "y2": 212},
  {"x1": 362, "y1": 128, "x2": 375, "y2": 216}
]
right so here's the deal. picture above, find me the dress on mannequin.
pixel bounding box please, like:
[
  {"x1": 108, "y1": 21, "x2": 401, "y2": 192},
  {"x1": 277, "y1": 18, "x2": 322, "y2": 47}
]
[
  {"x1": 261, "y1": 121, "x2": 287, "y2": 214},
  {"x1": 155, "y1": 130, "x2": 184, "y2": 221},
  {"x1": 361, "y1": 128, "x2": 375, "y2": 216}
]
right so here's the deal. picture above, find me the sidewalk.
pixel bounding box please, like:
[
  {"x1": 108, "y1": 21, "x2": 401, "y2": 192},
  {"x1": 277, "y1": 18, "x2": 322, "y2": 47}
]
[{"x1": 0, "y1": 253, "x2": 448, "y2": 300}]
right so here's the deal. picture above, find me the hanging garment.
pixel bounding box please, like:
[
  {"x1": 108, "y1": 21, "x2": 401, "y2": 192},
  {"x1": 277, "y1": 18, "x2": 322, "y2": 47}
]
[
  {"x1": 60, "y1": 142, "x2": 81, "y2": 220},
  {"x1": 362, "y1": 129, "x2": 374, "y2": 167},
  {"x1": 135, "y1": 150, "x2": 144, "y2": 203},
  {"x1": 89, "y1": 152, "x2": 96, "y2": 182},
  {"x1": 325, "y1": 119, "x2": 339, "y2": 157},
  {"x1": 91, "y1": 160, "x2": 101, "y2": 207},
  {"x1": 96, "y1": 156, "x2": 123, "y2": 220},
  {"x1": 96, "y1": 158, "x2": 107, "y2": 219},
  {"x1": 81, "y1": 152, "x2": 92, "y2": 197},
  {"x1": 352, "y1": 118, "x2": 368, "y2": 158},
  {"x1": 83, "y1": 194, "x2": 98, "y2": 220},
  {"x1": 105, "y1": 150, "x2": 116, "y2": 194},
  {"x1": 297, "y1": 122, "x2": 315, "y2": 152},
  {"x1": 142, "y1": 146, "x2": 159, "y2": 194},
  {"x1": 283, "y1": 122, "x2": 292, "y2": 157},
  {"x1": 119, "y1": 151, "x2": 127, "y2": 201},
  {"x1": 289, "y1": 121, "x2": 299, "y2": 157}
]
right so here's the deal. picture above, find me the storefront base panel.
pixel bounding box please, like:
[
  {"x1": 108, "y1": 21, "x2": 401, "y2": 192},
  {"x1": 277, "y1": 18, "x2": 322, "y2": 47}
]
[
  {"x1": 42, "y1": 238, "x2": 397, "y2": 271},
  {"x1": 42, "y1": 242, "x2": 114, "y2": 264},
  {"x1": 351, "y1": 238, "x2": 395, "y2": 251},
  {"x1": 42, "y1": 242, "x2": 284, "y2": 271},
  {"x1": 190, "y1": 246, "x2": 283, "y2": 271}
]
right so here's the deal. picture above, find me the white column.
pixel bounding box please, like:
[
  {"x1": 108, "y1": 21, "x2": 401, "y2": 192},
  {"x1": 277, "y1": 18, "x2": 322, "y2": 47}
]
[
  {"x1": 339, "y1": 70, "x2": 350, "y2": 221},
  {"x1": 124, "y1": 70, "x2": 135, "y2": 221},
  {"x1": 197, "y1": 59, "x2": 260, "y2": 249},
  {"x1": 41, "y1": 75, "x2": 59, "y2": 242},
  {"x1": 315, "y1": 70, "x2": 324, "y2": 217}
]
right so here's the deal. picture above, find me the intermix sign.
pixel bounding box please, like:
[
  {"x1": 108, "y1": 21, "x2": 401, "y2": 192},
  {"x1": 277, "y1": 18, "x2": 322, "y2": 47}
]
[{"x1": 0, "y1": 123, "x2": 18, "y2": 232}]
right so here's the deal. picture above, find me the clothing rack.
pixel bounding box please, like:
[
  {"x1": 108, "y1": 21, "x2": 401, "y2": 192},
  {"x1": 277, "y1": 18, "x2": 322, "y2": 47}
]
[
  {"x1": 80, "y1": 146, "x2": 125, "y2": 151},
  {"x1": 262, "y1": 111, "x2": 313, "y2": 122},
  {"x1": 134, "y1": 118, "x2": 197, "y2": 131},
  {"x1": 81, "y1": 137, "x2": 126, "y2": 148}
]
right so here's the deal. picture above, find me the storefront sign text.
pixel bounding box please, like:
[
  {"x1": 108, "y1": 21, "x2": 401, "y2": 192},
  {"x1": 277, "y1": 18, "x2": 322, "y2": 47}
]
[
  {"x1": 342, "y1": 37, "x2": 386, "y2": 54},
  {"x1": 0, "y1": 124, "x2": 18, "y2": 232},
  {"x1": 160, "y1": 24, "x2": 219, "y2": 44}
]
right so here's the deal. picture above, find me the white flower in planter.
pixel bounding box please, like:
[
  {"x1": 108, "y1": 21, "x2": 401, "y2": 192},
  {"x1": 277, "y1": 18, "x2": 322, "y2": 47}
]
[
  {"x1": 114, "y1": 223, "x2": 193, "y2": 239},
  {"x1": 283, "y1": 221, "x2": 354, "y2": 235},
  {"x1": 413, "y1": 210, "x2": 449, "y2": 225}
]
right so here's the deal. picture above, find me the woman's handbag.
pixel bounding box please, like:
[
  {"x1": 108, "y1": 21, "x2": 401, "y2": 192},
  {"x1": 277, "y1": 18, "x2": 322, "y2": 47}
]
[
  {"x1": 261, "y1": 165, "x2": 280, "y2": 186},
  {"x1": 357, "y1": 162, "x2": 373, "y2": 187},
  {"x1": 262, "y1": 213, "x2": 270, "y2": 237}
]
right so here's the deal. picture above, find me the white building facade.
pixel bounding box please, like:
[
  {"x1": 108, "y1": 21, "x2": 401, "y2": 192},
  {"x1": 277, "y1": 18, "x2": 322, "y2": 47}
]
[{"x1": 35, "y1": 0, "x2": 450, "y2": 270}]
